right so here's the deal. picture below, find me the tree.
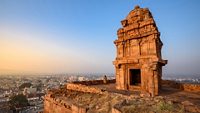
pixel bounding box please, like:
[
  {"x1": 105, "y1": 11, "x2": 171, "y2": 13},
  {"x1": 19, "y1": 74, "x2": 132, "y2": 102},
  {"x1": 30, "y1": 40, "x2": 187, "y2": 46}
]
[
  {"x1": 9, "y1": 94, "x2": 29, "y2": 112},
  {"x1": 19, "y1": 82, "x2": 32, "y2": 90}
]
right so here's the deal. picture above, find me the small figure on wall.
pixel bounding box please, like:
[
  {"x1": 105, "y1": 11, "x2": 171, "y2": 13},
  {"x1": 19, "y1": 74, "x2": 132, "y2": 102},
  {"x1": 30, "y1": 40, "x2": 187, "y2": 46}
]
[{"x1": 103, "y1": 75, "x2": 108, "y2": 84}]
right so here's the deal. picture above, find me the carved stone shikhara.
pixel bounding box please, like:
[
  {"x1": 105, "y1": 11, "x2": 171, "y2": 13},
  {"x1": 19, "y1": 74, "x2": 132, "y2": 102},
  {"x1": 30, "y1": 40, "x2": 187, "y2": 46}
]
[{"x1": 113, "y1": 6, "x2": 167, "y2": 96}]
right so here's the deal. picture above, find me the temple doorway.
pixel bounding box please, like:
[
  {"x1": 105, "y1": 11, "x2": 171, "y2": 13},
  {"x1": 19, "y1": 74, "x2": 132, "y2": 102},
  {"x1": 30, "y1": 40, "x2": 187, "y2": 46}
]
[{"x1": 129, "y1": 69, "x2": 141, "y2": 86}]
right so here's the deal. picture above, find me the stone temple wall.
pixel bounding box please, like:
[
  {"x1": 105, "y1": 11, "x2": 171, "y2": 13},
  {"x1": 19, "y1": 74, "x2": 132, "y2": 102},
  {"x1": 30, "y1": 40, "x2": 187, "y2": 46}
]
[{"x1": 113, "y1": 5, "x2": 167, "y2": 96}]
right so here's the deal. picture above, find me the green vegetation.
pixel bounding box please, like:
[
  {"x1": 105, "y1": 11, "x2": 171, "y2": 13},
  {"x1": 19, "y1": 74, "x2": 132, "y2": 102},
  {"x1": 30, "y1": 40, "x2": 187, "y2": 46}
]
[
  {"x1": 9, "y1": 94, "x2": 29, "y2": 109},
  {"x1": 19, "y1": 82, "x2": 32, "y2": 90},
  {"x1": 156, "y1": 101, "x2": 174, "y2": 113},
  {"x1": 35, "y1": 82, "x2": 43, "y2": 91}
]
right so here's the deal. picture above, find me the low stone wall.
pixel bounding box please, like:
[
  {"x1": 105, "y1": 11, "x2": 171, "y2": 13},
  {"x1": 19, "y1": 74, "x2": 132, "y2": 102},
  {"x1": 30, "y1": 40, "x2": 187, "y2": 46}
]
[
  {"x1": 181, "y1": 84, "x2": 200, "y2": 91},
  {"x1": 44, "y1": 94, "x2": 71, "y2": 113},
  {"x1": 65, "y1": 79, "x2": 116, "y2": 94},
  {"x1": 71, "y1": 79, "x2": 116, "y2": 85},
  {"x1": 162, "y1": 80, "x2": 200, "y2": 92},
  {"x1": 44, "y1": 79, "x2": 115, "y2": 113},
  {"x1": 44, "y1": 93, "x2": 88, "y2": 113},
  {"x1": 66, "y1": 83, "x2": 104, "y2": 94}
]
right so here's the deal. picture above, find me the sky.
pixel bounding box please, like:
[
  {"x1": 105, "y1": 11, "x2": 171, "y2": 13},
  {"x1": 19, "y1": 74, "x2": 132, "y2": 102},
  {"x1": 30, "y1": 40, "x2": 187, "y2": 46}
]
[{"x1": 0, "y1": 0, "x2": 200, "y2": 76}]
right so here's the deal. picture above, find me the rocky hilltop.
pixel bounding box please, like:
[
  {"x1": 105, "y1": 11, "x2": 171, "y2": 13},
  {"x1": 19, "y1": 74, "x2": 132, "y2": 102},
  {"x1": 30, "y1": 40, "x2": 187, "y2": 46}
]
[{"x1": 44, "y1": 79, "x2": 200, "y2": 113}]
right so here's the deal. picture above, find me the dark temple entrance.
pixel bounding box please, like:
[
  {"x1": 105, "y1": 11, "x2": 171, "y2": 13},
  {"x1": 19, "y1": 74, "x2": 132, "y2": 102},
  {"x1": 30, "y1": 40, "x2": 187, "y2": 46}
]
[{"x1": 130, "y1": 69, "x2": 141, "y2": 85}]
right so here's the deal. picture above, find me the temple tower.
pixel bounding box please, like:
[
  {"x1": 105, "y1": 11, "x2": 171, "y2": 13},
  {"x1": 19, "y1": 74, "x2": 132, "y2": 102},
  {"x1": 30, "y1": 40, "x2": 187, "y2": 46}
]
[{"x1": 113, "y1": 6, "x2": 167, "y2": 96}]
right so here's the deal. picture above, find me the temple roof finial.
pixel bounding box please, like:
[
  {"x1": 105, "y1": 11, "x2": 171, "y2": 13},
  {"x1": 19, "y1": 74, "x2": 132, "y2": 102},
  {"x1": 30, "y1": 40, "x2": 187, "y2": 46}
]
[{"x1": 134, "y1": 5, "x2": 140, "y2": 9}]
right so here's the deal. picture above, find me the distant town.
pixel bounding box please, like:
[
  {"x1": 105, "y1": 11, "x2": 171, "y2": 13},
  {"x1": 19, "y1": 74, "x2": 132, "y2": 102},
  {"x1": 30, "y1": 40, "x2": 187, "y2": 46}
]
[
  {"x1": 0, "y1": 73, "x2": 114, "y2": 113},
  {"x1": 163, "y1": 74, "x2": 200, "y2": 84}
]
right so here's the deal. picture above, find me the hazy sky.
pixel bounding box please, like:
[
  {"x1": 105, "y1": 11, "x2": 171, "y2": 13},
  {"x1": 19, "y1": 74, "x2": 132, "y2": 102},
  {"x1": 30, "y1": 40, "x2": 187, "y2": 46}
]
[{"x1": 0, "y1": 0, "x2": 200, "y2": 75}]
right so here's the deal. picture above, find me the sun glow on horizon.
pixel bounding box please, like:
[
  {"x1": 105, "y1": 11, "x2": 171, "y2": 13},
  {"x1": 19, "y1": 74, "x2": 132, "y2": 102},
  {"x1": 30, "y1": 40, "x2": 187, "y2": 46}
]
[
  {"x1": 0, "y1": 25, "x2": 75, "y2": 74},
  {"x1": 0, "y1": 24, "x2": 114, "y2": 74}
]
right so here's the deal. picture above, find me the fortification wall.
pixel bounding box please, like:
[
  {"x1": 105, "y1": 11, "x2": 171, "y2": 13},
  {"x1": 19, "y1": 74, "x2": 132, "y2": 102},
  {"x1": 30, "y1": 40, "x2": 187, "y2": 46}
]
[
  {"x1": 71, "y1": 79, "x2": 116, "y2": 85},
  {"x1": 69, "y1": 79, "x2": 200, "y2": 93},
  {"x1": 65, "y1": 79, "x2": 115, "y2": 94},
  {"x1": 162, "y1": 80, "x2": 200, "y2": 92},
  {"x1": 66, "y1": 83, "x2": 104, "y2": 94},
  {"x1": 44, "y1": 93, "x2": 87, "y2": 113},
  {"x1": 44, "y1": 94, "x2": 72, "y2": 113},
  {"x1": 43, "y1": 79, "x2": 117, "y2": 113}
]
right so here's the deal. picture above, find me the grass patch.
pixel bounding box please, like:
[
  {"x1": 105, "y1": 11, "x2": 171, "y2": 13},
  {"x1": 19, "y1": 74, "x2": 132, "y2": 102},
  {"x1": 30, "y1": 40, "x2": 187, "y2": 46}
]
[{"x1": 156, "y1": 101, "x2": 174, "y2": 113}]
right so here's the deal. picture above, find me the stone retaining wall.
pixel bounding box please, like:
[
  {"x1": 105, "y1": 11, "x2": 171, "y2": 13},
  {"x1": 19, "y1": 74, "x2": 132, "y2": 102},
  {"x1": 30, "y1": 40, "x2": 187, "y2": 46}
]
[
  {"x1": 71, "y1": 79, "x2": 116, "y2": 85},
  {"x1": 162, "y1": 80, "x2": 200, "y2": 92},
  {"x1": 66, "y1": 83, "x2": 104, "y2": 94},
  {"x1": 44, "y1": 94, "x2": 71, "y2": 113},
  {"x1": 44, "y1": 94, "x2": 88, "y2": 113}
]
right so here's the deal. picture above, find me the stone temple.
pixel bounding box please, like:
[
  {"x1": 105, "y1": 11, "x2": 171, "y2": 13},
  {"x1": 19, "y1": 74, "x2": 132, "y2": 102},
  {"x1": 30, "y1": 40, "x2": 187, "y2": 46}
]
[{"x1": 113, "y1": 6, "x2": 167, "y2": 96}]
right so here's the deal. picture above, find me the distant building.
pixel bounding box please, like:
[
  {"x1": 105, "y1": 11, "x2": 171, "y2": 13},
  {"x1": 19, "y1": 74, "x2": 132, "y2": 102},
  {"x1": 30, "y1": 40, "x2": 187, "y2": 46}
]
[{"x1": 78, "y1": 77, "x2": 85, "y2": 81}]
